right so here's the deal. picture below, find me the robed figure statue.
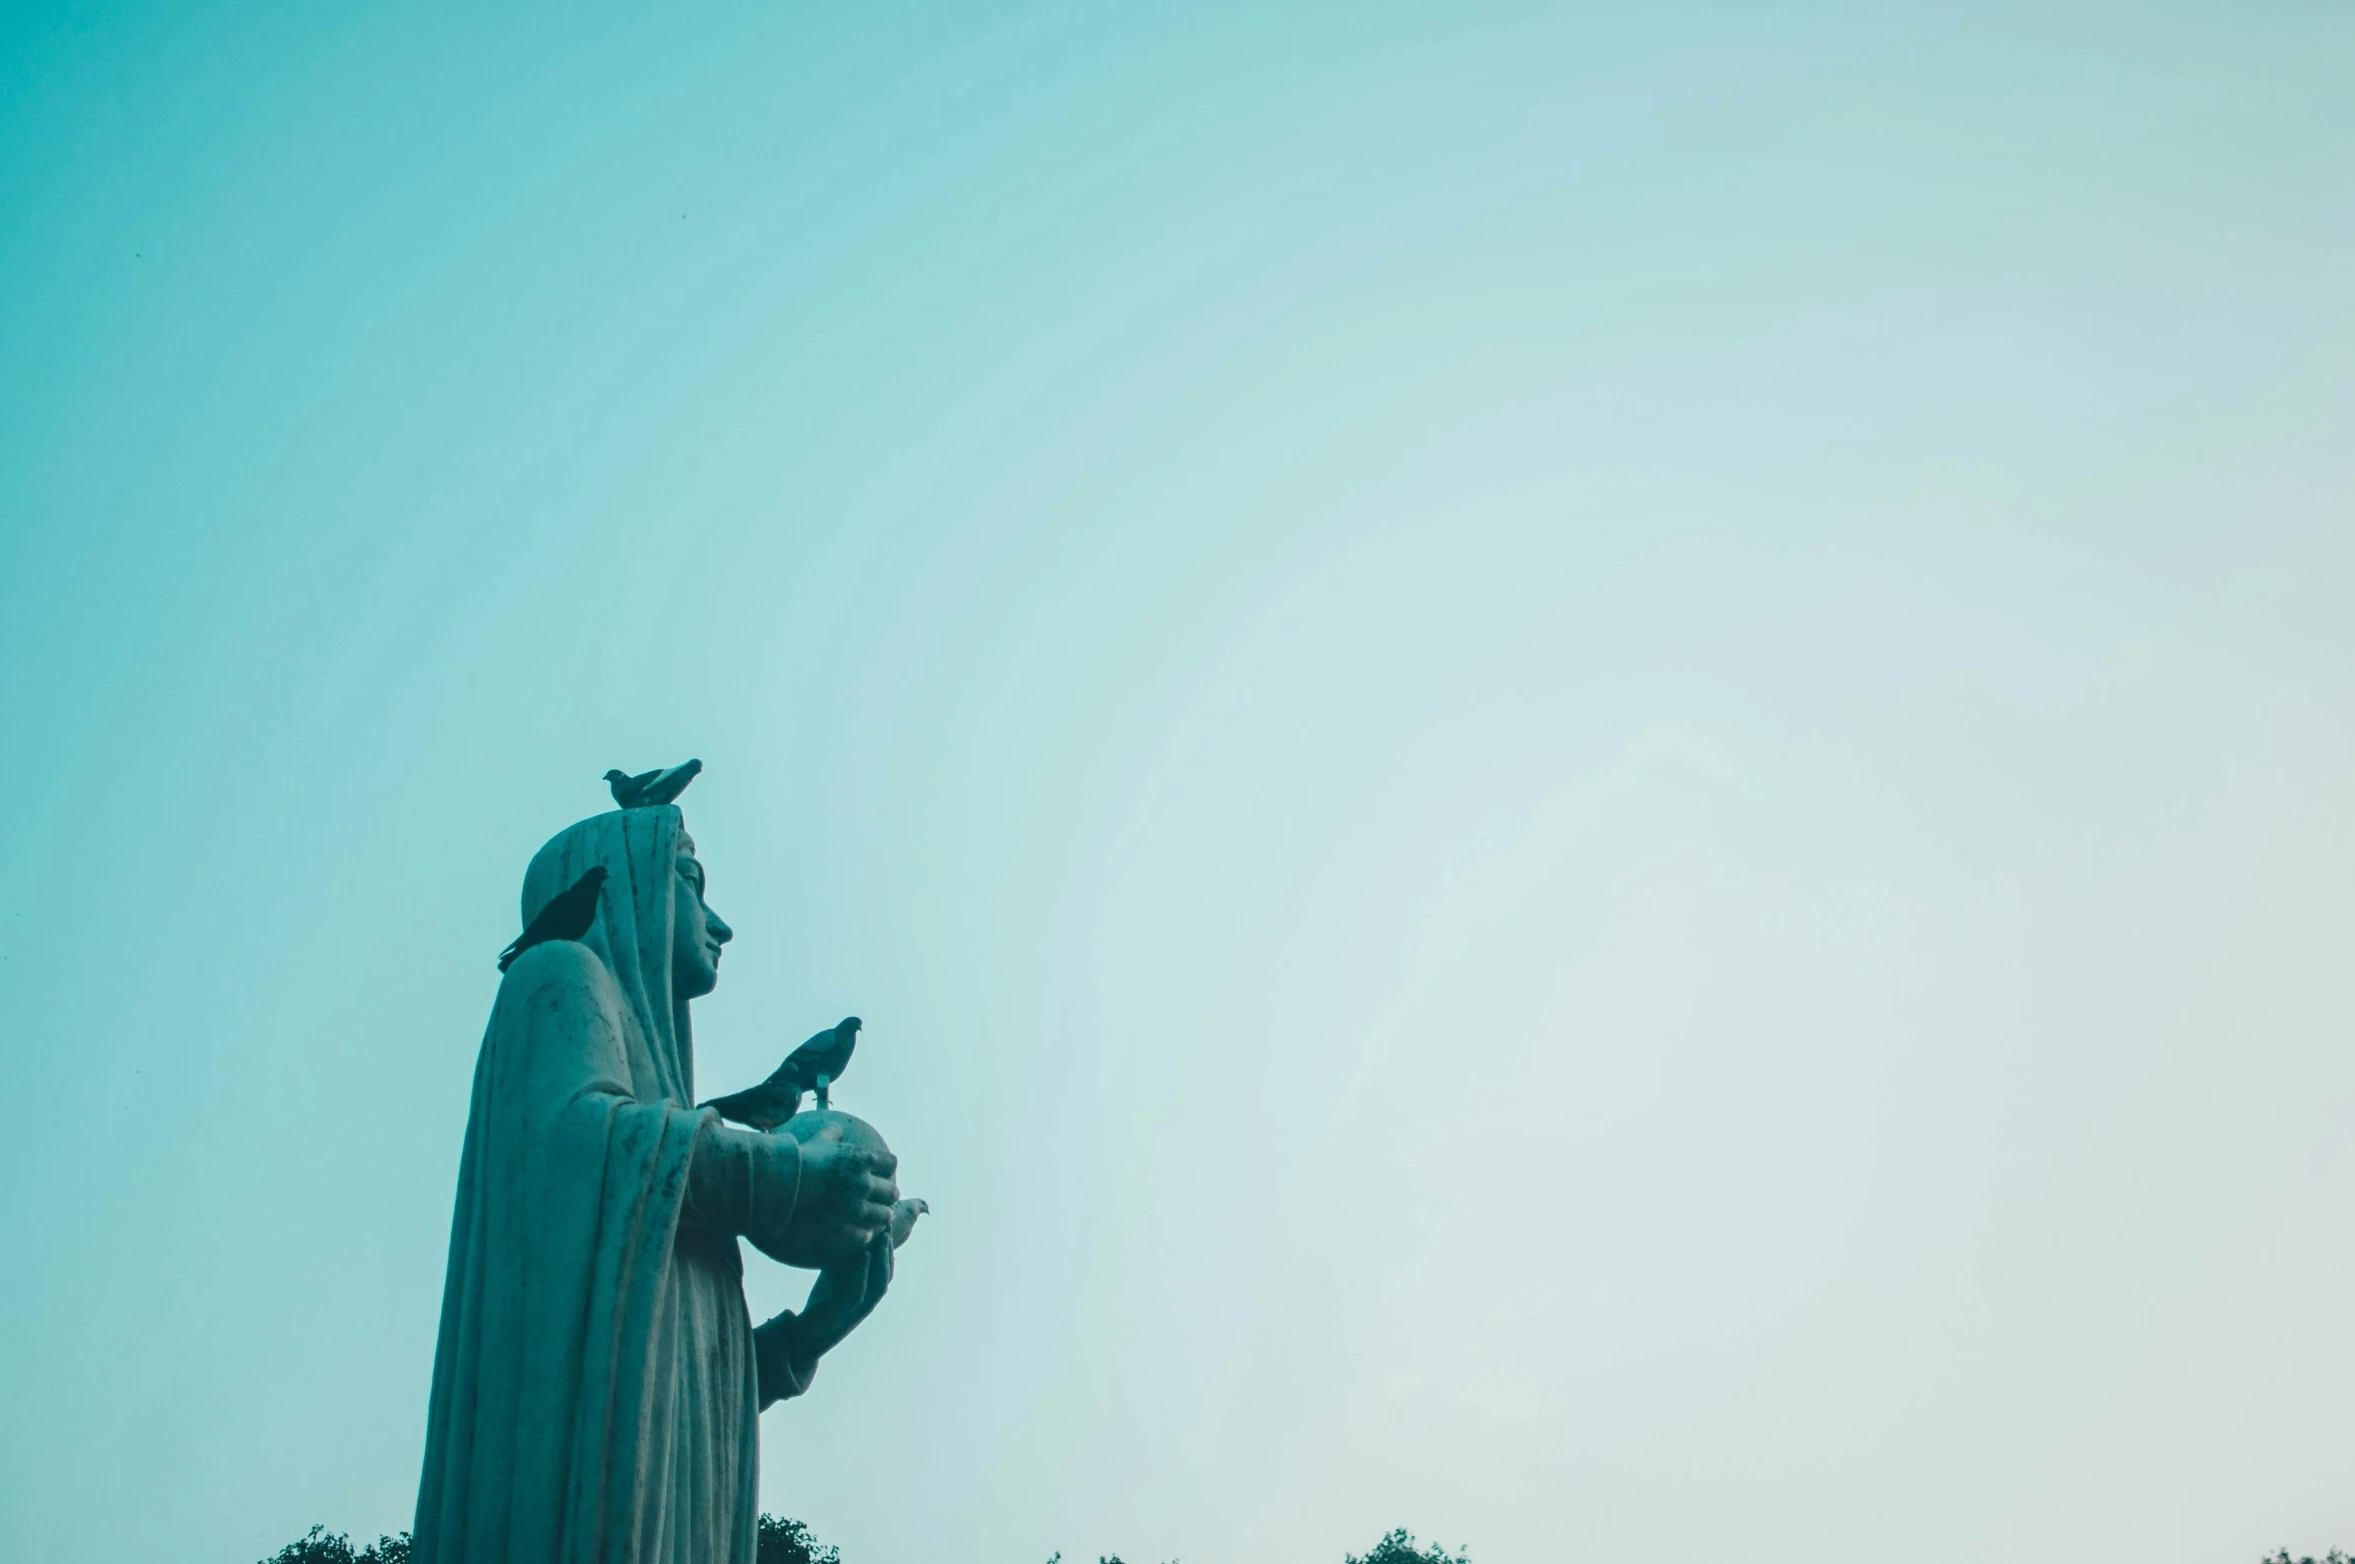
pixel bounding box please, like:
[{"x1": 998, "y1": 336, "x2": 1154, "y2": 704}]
[{"x1": 413, "y1": 803, "x2": 900, "y2": 1564}]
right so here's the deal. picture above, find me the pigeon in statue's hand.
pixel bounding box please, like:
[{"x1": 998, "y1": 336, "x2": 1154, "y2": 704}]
[
  {"x1": 888, "y1": 1197, "x2": 928, "y2": 1249},
  {"x1": 498, "y1": 867, "x2": 608, "y2": 973},
  {"x1": 605, "y1": 759, "x2": 703, "y2": 809},
  {"x1": 701, "y1": 1017, "x2": 863, "y2": 1128}
]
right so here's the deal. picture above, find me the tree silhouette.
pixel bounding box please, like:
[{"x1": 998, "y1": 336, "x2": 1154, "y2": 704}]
[
  {"x1": 259, "y1": 1526, "x2": 411, "y2": 1564},
  {"x1": 257, "y1": 1516, "x2": 842, "y2": 1564},
  {"x1": 259, "y1": 1516, "x2": 2355, "y2": 1564},
  {"x1": 1345, "y1": 1527, "x2": 1469, "y2": 1564},
  {"x1": 757, "y1": 1512, "x2": 842, "y2": 1564}
]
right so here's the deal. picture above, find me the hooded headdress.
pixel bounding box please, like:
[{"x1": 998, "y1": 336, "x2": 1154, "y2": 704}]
[{"x1": 517, "y1": 805, "x2": 697, "y2": 1104}]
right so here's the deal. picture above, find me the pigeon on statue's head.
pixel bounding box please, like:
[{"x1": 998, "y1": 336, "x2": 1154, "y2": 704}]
[
  {"x1": 497, "y1": 866, "x2": 608, "y2": 972},
  {"x1": 605, "y1": 759, "x2": 703, "y2": 809}
]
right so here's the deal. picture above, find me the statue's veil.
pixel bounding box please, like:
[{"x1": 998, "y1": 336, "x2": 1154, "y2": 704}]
[{"x1": 518, "y1": 805, "x2": 695, "y2": 1104}]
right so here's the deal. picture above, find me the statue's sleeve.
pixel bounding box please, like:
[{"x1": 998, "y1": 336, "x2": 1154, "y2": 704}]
[
  {"x1": 752, "y1": 1310, "x2": 817, "y2": 1408},
  {"x1": 680, "y1": 1118, "x2": 804, "y2": 1263}
]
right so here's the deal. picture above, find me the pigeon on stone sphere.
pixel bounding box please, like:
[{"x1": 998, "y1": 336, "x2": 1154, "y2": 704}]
[
  {"x1": 783, "y1": 1015, "x2": 861, "y2": 1110},
  {"x1": 498, "y1": 866, "x2": 608, "y2": 973},
  {"x1": 888, "y1": 1197, "x2": 928, "y2": 1249},
  {"x1": 604, "y1": 759, "x2": 703, "y2": 809},
  {"x1": 698, "y1": 1060, "x2": 804, "y2": 1132},
  {"x1": 701, "y1": 1017, "x2": 863, "y2": 1127}
]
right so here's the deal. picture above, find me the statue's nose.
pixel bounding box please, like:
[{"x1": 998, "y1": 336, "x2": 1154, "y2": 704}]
[{"x1": 708, "y1": 912, "x2": 734, "y2": 945}]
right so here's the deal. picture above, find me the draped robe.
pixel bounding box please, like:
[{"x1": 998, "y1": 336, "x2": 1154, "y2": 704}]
[{"x1": 414, "y1": 807, "x2": 787, "y2": 1564}]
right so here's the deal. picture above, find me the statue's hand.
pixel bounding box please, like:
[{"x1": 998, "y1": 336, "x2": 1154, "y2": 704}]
[
  {"x1": 751, "y1": 1237, "x2": 894, "y2": 1407},
  {"x1": 751, "y1": 1241, "x2": 894, "y2": 1407},
  {"x1": 793, "y1": 1235, "x2": 894, "y2": 1363},
  {"x1": 782, "y1": 1135, "x2": 897, "y2": 1264}
]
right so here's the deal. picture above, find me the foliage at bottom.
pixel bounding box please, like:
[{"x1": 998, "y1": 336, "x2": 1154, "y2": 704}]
[
  {"x1": 257, "y1": 1517, "x2": 2347, "y2": 1564},
  {"x1": 261, "y1": 1527, "x2": 412, "y2": 1564},
  {"x1": 758, "y1": 1512, "x2": 843, "y2": 1564}
]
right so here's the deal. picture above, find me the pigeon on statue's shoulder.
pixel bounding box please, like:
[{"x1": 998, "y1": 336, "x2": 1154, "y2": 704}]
[{"x1": 497, "y1": 866, "x2": 608, "y2": 973}]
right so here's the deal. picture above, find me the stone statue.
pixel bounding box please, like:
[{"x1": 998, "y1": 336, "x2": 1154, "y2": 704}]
[{"x1": 412, "y1": 797, "x2": 905, "y2": 1564}]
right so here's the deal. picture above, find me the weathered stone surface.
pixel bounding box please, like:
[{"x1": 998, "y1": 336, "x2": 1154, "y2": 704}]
[{"x1": 412, "y1": 802, "x2": 906, "y2": 1564}]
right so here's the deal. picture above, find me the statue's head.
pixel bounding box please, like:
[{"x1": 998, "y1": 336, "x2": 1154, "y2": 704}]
[
  {"x1": 518, "y1": 799, "x2": 729, "y2": 1103},
  {"x1": 669, "y1": 830, "x2": 733, "y2": 1000}
]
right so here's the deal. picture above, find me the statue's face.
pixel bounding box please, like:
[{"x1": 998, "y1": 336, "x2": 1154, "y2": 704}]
[{"x1": 670, "y1": 835, "x2": 732, "y2": 1000}]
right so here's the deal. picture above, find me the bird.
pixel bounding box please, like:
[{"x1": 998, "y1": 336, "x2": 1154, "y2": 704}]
[
  {"x1": 605, "y1": 759, "x2": 703, "y2": 809},
  {"x1": 498, "y1": 866, "x2": 608, "y2": 973},
  {"x1": 784, "y1": 1015, "x2": 861, "y2": 1110},
  {"x1": 888, "y1": 1197, "x2": 928, "y2": 1249},
  {"x1": 698, "y1": 1065, "x2": 802, "y2": 1132},
  {"x1": 701, "y1": 1016, "x2": 863, "y2": 1128}
]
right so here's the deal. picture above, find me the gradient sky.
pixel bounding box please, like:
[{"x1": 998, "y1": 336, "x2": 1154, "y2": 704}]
[{"x1": 3, "y1": 4, "x2": 2351, "y2": 1562}]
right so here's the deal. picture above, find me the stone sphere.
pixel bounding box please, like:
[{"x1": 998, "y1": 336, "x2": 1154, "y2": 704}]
[
  {"x1": 767, "y1": 1110, "x2": 893, "y2": 1269},
  {"x1": 780, "y1": 1108, "x2": 891, "y2": 1161}
]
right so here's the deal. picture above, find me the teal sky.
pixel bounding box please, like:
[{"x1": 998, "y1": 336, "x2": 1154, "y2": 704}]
[{"x1": 3, "y1": 4, "x2": 2351, "y2": 1561}]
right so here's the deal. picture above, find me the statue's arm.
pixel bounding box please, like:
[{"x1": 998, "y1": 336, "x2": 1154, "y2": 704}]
[
  {"x1": 752, "y1": 1310, "x2": 816, "y2": 1407},
  {"x1": 679, "y1": 1118, "x2": 805, "y2": 1261},
  {"x1": 499, "y1": 947, "x2": 806, "y2": 1257},
  {"x1": 751, "y1": 1239, "x2": 894, "y2": 1408}
]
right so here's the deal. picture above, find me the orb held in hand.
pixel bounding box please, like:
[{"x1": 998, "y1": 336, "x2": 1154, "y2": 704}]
[{"x1": 771, "y1": 1109, "x2": 896, "y2": 1268}]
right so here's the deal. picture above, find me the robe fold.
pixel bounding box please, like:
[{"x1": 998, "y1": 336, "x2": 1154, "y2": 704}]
[{"x1": 415, "y1": 807, "x2": 778, "y2": 1564}]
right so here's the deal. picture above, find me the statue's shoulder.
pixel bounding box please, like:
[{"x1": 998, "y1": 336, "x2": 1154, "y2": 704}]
[{"x1": 497, "y1": 940, "x2": 622, "y2": 1017}]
